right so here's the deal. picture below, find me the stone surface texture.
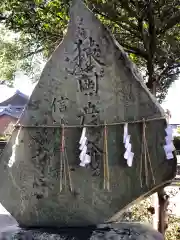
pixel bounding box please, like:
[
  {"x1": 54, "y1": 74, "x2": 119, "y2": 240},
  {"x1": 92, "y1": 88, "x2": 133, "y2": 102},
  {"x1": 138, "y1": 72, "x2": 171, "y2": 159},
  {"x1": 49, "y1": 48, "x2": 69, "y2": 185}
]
[
  {"x1": 0, "y1": 0, "x2": 176, "y2": 228},
  {"x1": 1, "y1": 223, "x2": 164, "y2": 240}
]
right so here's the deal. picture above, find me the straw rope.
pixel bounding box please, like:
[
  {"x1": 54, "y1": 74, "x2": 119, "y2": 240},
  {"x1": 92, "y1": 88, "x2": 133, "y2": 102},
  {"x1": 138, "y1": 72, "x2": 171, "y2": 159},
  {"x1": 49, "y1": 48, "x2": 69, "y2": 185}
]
[
  {"x1": 140, "y1": 119, "x2": 156, "y2": 188},
  {"x1": 103, "y1": 121, "x2": 110, "y2": 191},
  {"x1": 59, "y1": 124, "x2": 73, "y2": 192},
  {"x1": 14, "y1": 116, "x2": 166, "y2": 129}
]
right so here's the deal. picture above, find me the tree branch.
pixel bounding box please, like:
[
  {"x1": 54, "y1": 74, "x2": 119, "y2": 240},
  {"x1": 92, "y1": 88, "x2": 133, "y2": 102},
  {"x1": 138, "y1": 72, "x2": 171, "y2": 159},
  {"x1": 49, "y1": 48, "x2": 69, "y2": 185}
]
[
  {"x1": 159, "y1": 11, "x2": 180, "y2": 34},
  {"x1": 157, "y1": 63, "x2": 180, "y2": 81},
  {"x1": 119, "y1": 42, "x2": 148, "y2": 59},
  {"x1": 120, "y1": 0, "x2": 137, "y2": 18},
  {"x1": 0, "y1": 15, "x2": 6, "y2": 21},
  {"x1": 92, "y1": 7, "x2": 140, "y2": 38},
  {"x1": 90, "y1": 1, "x2": 139, "y2": 33},
  {"x1": 146, "y1": 0, "x2": 157, "y2": 92},
  {"x1": 23, "y1": 48, "x2": 44, "y2": 58},
  {"x1": 137, "y1": 18, "x2": 149, "y2": 51},
  {"x1": 167, "y1": 71, "x2": 180, "y2": 77}
]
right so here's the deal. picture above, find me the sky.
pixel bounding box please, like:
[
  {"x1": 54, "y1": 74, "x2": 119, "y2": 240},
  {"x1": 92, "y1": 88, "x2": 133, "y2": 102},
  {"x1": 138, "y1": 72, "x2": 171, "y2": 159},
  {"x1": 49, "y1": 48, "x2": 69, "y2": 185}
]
[
  {"x1": 161, "y1": 79, "x2": 180, "y2": 124},
  {"x1": 0, "y1": 72, "x2": 179, "y2": 123},
  {"x1": 0, "y1": 73, "x2": 36, "y2": 102}
]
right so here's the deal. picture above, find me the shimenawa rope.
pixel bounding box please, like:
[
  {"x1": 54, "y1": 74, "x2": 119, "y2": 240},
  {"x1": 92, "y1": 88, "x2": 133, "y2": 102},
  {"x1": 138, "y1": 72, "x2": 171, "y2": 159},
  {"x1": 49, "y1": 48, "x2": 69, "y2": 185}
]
[{"x1": 14, "y1": 116, "x2": 166, "y2": 129}]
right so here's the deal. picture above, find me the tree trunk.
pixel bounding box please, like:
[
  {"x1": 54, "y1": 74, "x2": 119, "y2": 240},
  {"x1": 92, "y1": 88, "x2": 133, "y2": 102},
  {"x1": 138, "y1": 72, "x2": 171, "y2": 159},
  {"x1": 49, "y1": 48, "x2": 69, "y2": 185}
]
[
  {"x1": 152, "y1": 70, "x2": 169, "y2": 236},
  {"x1": 158, "y1": 189, "x2": 169, "y2": 235}
]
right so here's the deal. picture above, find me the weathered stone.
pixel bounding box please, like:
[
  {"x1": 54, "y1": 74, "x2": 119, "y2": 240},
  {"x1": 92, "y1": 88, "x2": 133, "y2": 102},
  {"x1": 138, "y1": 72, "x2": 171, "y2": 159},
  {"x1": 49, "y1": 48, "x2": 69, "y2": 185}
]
[
  {"x1": 0, "y1": 0, "x2": 176, "y2": 228},
  {"x1": 1, "y1": 223, "x2": 164, "y2": 240}
]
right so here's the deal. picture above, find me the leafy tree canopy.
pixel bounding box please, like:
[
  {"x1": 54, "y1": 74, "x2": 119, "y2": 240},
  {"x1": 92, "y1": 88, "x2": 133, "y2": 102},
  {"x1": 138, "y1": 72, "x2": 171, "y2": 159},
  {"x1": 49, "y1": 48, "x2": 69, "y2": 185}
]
[
  {"x1": 0, "y1": 24, "x2": 44, "y2": 84},
  {"x1": 0, "y1": 0, "x2": 179, "y2": 101},
  {"x1": 0, "y1": 24, "x2": 20, "y2": 83}
]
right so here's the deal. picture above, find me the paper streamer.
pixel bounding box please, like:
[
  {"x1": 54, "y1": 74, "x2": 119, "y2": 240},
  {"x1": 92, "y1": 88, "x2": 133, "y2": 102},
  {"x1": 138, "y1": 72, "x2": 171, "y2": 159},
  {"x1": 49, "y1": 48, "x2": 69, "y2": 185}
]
[
  {"x1": 123, "y1": 123, "x2": 134, "y2": 167},
  {"x1": 79, "y1": 127, "x2": 91, "y2": 167},
  {"x1": 164, "y1": 125, "x2": 175, "y2": 160},
  {"x1": 123, "y1": 123, "x2": 128, "y2": 143}
]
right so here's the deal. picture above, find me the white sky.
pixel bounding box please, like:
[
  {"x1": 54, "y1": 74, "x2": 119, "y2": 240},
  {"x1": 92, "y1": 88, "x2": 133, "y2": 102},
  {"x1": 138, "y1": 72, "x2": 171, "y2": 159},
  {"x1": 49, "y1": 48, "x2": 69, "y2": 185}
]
[
  {"x1": 0, "y1": 73, "x2": 36, "y2": 102},
  {"x1": 161, "y1": 79, "x2": 180, "y2": 124}
]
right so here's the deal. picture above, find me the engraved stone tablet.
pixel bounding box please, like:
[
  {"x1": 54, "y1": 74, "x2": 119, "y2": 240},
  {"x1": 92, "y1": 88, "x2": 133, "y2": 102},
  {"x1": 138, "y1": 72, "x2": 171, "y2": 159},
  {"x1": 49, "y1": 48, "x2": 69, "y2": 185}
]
[{"x1": 0, "y1": 0, "x2": 176, "y2": 228}]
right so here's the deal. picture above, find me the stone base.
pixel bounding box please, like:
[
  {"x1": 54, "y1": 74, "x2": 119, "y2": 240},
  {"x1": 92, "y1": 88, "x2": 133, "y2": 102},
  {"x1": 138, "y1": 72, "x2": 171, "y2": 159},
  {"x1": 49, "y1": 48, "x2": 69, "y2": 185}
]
[{"x1": 0, "y1": 223, "x2": 164, "y2": 240}]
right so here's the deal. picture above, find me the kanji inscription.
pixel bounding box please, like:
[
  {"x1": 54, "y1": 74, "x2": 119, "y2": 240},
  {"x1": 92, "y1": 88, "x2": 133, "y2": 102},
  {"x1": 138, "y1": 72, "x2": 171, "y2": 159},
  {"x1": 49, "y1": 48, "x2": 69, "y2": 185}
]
[{"x1": 65, "y1": 18, "x2": 105, "y2": 98}]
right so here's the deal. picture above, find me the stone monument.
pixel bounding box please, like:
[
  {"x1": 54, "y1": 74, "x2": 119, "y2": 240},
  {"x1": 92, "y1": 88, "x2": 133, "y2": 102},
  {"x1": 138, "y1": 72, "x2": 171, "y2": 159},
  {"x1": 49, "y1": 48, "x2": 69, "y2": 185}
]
[{"x1": 0, "y1": 0, "x2": 176, "y2": 230}]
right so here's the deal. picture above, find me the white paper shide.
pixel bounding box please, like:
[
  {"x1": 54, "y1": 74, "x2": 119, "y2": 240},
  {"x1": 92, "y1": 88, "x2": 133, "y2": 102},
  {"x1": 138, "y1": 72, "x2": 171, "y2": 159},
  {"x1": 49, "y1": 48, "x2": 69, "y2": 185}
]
[
  {"x1": 164, "y1": 125, "x2": 175, "y2": 160},
  {"x1": 79, "y1": 127, "x2": 91, "y2": 167},
  {"x1": 123, "y1": 123, "x2": 134, "y2": 167}
]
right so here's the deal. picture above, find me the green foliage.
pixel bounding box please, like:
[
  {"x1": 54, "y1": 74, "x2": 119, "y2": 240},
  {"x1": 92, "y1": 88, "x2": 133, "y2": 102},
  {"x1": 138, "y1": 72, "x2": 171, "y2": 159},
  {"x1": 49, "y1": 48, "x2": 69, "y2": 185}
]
[
  {"x1": 166, "y1": 215, "x2": 180, "y2": 240},
  {"x1": 88, "y1": 0, "x2": 180, "y2": 101},
  {"x1": 0, "y1": 25, "x2": 44, "y2": 84},
  {"x1": 1, "y1": 0, "x2": 70, "y2": 56},
  {"x1": 121, "y1": 196, "x2": 153, "y2": 224},
  {"x1": 0, "y1": 0, "x2": 179, "y2": 101},
  {"x1": 0, "y1": 25, "x2": 20, "y2": 82},
  {"x1": 122, "y1": 193, "x2": 180, "y2": 240},
  {"x1": 177, "y1": 126, "x2": 180, "y2": 135}
]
